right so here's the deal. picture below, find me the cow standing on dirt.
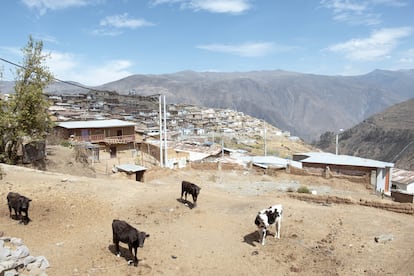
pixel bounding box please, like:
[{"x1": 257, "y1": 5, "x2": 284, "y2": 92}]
[
  {"x1": 7, "y1": 192, "x2": 32, "y2": 225},
  {"x1": 181, "y1": 180, "x2": 201, "y2": 207},
  {"x1": 254, "y1": 204, "x2": 283, "y2": 245},
  {"x1": 112, "y1": 219, "x2": 150, "y2": 266}
]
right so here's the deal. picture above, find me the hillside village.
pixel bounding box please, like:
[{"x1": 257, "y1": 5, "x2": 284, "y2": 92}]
[
  {"x1": 1, "y1": 86, "x2": 413, "y2": 205},
  {"x1": 39, "y1": 89, "x2": 414, "y2": 203},
  {"x1": 47, "y1": 89, "x2": 296, "y2": 140},
  {"x1": 46, "y1": 90, "x2": 313, "y2": 163}
]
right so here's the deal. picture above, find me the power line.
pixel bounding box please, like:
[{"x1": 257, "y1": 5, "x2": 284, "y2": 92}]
[
  {"x1": 1, "y1": 56, "x2": 162, "y2": 99},
  {"x1": 391, "y1": 140, "x2": 414, "y2": 162},
  {"x1": 0, "y1": 57, "x2": 98, "y2": 92}
]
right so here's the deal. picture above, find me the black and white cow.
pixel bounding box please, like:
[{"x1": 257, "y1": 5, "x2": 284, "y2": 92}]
[
  {"x1": 7, "y1": 192, "x2": 32, "y2": 224},
  {"x1": 181, "y1": 180, "x2": 201, "y2": 207},
  {"x1": 112, "y1": 219, "x2": 150, "y2": 266},
  {"x1": 254, "y1": 204, "x2": 283, "y2": 245}
]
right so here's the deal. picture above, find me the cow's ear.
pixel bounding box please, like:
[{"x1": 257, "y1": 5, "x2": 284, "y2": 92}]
[
  {"x1": 146, "y1": 234, "x2": 150, "y2": 238},
  {"x1": 28, "y1": 199, "x2": 32, "y2": 202}
]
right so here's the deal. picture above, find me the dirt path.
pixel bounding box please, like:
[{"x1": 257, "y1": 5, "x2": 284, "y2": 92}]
[{"x1": 1, "y1": 163, "x2": 413, "y2": 275}]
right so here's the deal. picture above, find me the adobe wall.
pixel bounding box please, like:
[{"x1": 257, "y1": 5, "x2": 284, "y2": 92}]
[
  {"x1": 289, "y1": 193, "x2": 414, "y2": 215},
  {"x1": 391, "y1": 190, "x2": 414, "y2": 203},
  {"x1": 288, "y1": 164, "x2": 369, "y2": 184},
  {"x1": 190, "y1": 161, "x2": 244, "y2": 171}
]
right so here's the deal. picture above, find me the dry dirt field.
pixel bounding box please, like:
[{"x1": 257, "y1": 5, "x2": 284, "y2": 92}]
[{"x1": 1, "y1": 146, "x2": 414, "y2": 276}]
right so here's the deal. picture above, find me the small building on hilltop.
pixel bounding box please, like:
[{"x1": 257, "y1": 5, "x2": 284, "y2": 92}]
[{"x1": 293, "y1": 152, "x2": 394, "y2": 196}]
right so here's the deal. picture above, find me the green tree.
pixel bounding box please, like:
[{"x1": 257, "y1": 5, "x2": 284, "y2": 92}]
[{"x1": 0, "y1": 36, "x2": 54, "y2": 164}]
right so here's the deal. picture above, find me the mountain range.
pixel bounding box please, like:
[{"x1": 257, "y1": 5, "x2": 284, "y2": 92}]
[
  {"x1": 337, "y1": 98, "x2": 414, "y2": 170},
  {"x1": 1, "y1": 69, "x2": 414, "y2": 143}
]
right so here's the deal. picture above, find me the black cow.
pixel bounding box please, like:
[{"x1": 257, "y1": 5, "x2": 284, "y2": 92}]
[
  {"x1": 181, "y1": 180, "x2": 201, "y2": 207},
  {"x1": 112, "y1": 219, "x2": 150, "y2": 266},
  {"x1": 7, "y1": 192, "x2": 31, "y2": 224}
]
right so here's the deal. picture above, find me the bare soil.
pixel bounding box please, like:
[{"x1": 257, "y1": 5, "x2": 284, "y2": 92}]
[{"x1": 1, "y1": 146, "x2": 413, "y2": 275}]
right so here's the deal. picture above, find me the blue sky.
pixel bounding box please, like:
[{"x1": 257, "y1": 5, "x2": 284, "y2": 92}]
[{"x1": 0, "y1": 0, "x2": 413, "y2": 85}]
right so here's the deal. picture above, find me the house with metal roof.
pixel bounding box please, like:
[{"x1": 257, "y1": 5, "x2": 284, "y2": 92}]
[
  {"x1": 392, "y1": 168, "x2": 414, "y2": 193},
  {"x1": 293, "y1": 152, "x2": 394, "y2": 196},
  {"x1": 238, "y1": 156, "x2": 302, "y2": 169},
  {"x1": 55, "y1": 119, "x2": 136, "y2": 158},
  {"x1": 390, "y1": 168, "x2": 414, "y2": 203}
]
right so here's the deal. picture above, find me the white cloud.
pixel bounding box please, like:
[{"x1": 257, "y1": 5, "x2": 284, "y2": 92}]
[
  {"x1": 397, "y1": 48, "x2": 414, "y2": 65},
  {"x1": 94, "y1": 13, "x2": 154, "y2": 36},
  {"x1": 188, "y1": 0, "x2": 250, "y2": 14},
  {"x1": 332, "y1": 10, "x2": 381, "y2": 26},
  {"x1": 321, "y1": 0, "x2": 367, "y2": 13},
  {"x1": 327, "y1": 27, "x2": 413, "y2": 61},
  {"x1": 150, "y1": 0, "x2": 251, "y2": 14},
  {"x1": 369, "y1": 0, "x2": 407, "y2": 7},
  {"x1": 100, "y1": 13, "x2": 154, "y2": 29},
  {"x1": 320, "y1": 0, "x2": 408, "y2": 25},
  {"x1": 197, "y1": 42, "x2": 276, "y2": 57},
  {"x1": 21, "y1": 0, "x2": 91, "y2": 15},
  {"x1": 150, "y1": 0, "x2": 183, "y2": 4},
  {"x1": 0, "y1": 47, "x2": 132, "y2": 85},
  {"x1": 47, "y1": 51, "x2": 133, "y2": 86}
]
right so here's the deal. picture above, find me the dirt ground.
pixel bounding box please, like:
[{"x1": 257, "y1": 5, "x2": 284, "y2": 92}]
[{"x1": 1, "y1": 146, "x2": 414, "y2": 276}]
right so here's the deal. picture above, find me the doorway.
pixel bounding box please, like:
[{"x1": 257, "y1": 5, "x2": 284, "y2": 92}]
[{"x1": 110, "y1": 146, "x2": 117, "y2": 158}]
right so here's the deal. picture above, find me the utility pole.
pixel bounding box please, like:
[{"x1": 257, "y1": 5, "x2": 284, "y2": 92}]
[
  {"x1": 221, "y1": 133, "x2": 224, "y2": 159},
  {"x1": 159, "y1": 95, "x2": 163, "y2": 167},
  {"x1": 335, "y1": 128, "x2": 344, "y2": 155},
  {"x1": 163, "y1": 95, "x2": 168, "y2": 168},
  {"x1": 263, "y1": 120, "x2": 267, "y2": 156}
]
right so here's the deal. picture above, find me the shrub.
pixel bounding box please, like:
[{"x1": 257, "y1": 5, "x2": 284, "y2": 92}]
[
  {"x1": 297, "y1": 186, "x2": 311, "y2": 194},
  {"x1": 60, "y1": 140, "x2": 72, "y2": 148}
]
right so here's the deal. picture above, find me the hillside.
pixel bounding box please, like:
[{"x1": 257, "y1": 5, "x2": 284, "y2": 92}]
[
  {"x1": 319, "y1": 98, "x2": 414, "y2": 170},
  {"x1": 2, "y1": 69, "x2": 414, "y2": 142},
  {"x1": 1, "y1": 147, "x2": 413, "y2": 275}
]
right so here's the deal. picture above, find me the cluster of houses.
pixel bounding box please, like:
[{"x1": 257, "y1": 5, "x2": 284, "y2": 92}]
[
  {"x1": 48, "y1": 91, "x2": 289, "y2": 139},
  {"x1": 47, "y1": 90, "x2": 414, "y2": 203}
]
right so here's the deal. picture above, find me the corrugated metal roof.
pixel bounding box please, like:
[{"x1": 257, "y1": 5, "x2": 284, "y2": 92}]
[
  {"x1": 238, "y1": 156, "x2": 302, "y2": 169},
  {"x1": 116, "y1": 164, "x2": 146, "y2": 173},
  {"x1": 175, "y1": 150, "x2": 211, "y2": 161},
  {"x1": 57, "y1": 119, "x2": 136, "y2": 129},
  {"x1": 297, "y1": 152, "x2": 394, "y2": 168},
  {"x1": 392, "y1": 168, "x2": 414, "y2": 185}
]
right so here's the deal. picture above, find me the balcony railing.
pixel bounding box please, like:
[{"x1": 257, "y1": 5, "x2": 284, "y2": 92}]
[{"x1": 73, "y1": 134, "x2": 135, "y2": 144}]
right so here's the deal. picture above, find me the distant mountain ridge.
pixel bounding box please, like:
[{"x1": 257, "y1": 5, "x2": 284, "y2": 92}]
[
  {"x1": 335, "y1": 98, "x2": 414, "y2": 170},
  {"x1": 1, "y1": 69, "x2": 414, "y2": 142}
]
